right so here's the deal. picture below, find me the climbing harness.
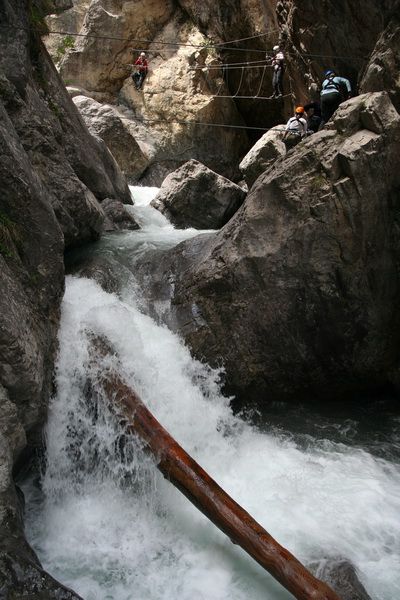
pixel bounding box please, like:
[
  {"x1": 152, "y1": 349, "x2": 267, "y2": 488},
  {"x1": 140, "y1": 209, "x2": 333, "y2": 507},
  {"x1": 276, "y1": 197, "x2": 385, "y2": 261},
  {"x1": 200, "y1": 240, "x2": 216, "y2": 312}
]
[{"x1": 322, "y1": 75, "x2": 341, "y2": 93}]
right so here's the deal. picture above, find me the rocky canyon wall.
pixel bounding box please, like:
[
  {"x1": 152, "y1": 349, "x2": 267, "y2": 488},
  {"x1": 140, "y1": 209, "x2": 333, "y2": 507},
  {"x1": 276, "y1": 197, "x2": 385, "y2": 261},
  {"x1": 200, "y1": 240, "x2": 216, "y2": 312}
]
[
  {"x1": 130, "y1": 4, "x2": 400, "y2": 410},
  {"x1": 42, "y1": 0, "x2": 400, "y2": 410},
  {"x1": 43, "y1": 0, "x2": 287, "y2": 182},
  {"x1": 44, "y1": 0, "x2": 399, "y2": 184},
  {"x1": 0, "y1": 0, "x2": 130, "y2": 595}
]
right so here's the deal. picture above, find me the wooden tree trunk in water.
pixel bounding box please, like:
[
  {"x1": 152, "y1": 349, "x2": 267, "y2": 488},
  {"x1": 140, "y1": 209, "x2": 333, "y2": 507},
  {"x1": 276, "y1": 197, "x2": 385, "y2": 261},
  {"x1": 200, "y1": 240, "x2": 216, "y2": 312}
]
[{"x1": 102, "y1": 375, "x2": 342, "y2": 600}]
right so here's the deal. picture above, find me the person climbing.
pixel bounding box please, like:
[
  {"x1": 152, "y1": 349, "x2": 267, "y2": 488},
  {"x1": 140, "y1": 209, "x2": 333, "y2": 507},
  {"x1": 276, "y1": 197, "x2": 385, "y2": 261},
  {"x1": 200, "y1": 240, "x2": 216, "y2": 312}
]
[
  {"x1": 282, "y1": 106, "x2": 308, "y2": 148},
  {"x1": 320, "y1": 69, "x2": 351, "y2": 124},
  {"x1": 267, "y1": 44, "x2": 285, "y2": 98},
  {"x1": 132, "y1": 51, "x2": 148, "y2": 91},
  {"x1": 304, "y1": 101, "x2": 323, "y2": 133}
]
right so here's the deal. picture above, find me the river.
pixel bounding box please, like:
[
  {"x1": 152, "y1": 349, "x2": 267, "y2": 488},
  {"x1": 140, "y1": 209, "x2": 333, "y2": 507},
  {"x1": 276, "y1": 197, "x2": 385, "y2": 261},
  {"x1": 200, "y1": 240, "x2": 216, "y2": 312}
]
[{"x1": 21, "y1": 187, "x2": 400, "y2": 600}]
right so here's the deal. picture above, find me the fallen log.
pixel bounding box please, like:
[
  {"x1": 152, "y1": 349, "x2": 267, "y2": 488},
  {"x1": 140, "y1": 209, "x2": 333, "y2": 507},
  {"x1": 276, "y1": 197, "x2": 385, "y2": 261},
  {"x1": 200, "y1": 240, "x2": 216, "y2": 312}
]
[{"x1": 101, "y1": 374, "x2": 341, "y2": 600}]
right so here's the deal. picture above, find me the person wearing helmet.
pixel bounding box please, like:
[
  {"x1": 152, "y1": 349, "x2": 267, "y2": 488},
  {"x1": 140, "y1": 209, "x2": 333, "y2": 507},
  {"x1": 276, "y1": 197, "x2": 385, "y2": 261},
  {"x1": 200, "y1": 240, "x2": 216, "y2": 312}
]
[
  {"x1": 320, "y1": 68, "x2": 351, "y2": 124},
  {"x1": 132, "y1": 51, "x2": 148, "y2": 90},
  {"x1": 303, "y1": 101, "x2": 322, "y2": 133},
  {"x1": 282, "y1": 106, "x2": 308, "y2": 148},
  {"x1": 267, "y1": 44, "x2": 285, "y2": 98}
]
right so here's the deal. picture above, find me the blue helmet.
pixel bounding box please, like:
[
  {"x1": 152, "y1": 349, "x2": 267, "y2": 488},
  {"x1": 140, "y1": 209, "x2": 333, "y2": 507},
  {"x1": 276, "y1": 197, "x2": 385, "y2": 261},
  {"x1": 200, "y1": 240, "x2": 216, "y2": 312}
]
[{"x1": 324, "y1": 69, "x2": 335, "y2": 76}]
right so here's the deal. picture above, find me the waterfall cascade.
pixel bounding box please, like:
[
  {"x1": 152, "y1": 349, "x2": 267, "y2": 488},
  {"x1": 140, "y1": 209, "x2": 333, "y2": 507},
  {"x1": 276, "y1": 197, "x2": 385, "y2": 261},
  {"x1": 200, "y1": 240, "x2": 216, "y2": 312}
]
[{"x1": 22, "y1": 188, "x2": 400, "y2": 600}]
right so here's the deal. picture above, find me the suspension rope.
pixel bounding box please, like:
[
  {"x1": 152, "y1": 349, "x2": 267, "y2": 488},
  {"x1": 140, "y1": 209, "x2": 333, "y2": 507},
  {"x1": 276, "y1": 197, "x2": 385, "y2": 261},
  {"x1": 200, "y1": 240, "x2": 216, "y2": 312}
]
[
  {"x1": 215, "y1": 66, "x2": 228, "y2": 96},
  {"x1": 200, "y1": 64, "x2": 227, "y2": 97},
  {"x1": 253, "y1": 65, "x2": 268, "y2": 98},
  {"x1": 232, "y1": 67, "x2": 246, "y2": 97},
  {"x1": 136, "y1": 117, "x2": 288, "y2": 132},
  {"x1": 0, "y1": 24, "x2": 368, "y2": 61},
  {"x1": 0, "y1": 24, "x2": 270, "y2": 54},
  {"x1": 211, "y1": 93, "x2": 292, "y2": 100},
  {"x1": 189, "y1": 61, "x2": 274, "y2": 71},
  {"x1": 213, "y1": 28, "x2": 281, "y2": 46}
]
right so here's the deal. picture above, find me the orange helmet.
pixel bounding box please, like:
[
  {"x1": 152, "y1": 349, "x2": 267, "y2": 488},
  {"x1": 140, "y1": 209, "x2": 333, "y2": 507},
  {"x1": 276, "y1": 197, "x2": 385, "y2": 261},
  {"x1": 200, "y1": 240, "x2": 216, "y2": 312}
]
[{"x1": 295, "y1": 106, "x2": 305, "y2": 114}]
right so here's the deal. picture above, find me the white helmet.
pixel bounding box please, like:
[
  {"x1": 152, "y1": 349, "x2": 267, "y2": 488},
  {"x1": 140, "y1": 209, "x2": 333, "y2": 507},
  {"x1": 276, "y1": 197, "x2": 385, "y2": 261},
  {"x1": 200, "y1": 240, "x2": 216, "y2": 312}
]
[
  {"x1": 140, "y1": 51, "x2": 146, "y2": 57},
  {"x1": 273, "y1": 45, "x2": 280, "y2": 51}
]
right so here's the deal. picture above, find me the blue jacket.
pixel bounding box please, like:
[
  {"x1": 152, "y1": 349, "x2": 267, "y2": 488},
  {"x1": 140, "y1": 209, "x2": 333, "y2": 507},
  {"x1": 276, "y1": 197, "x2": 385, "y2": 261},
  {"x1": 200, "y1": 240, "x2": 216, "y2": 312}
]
[{"x1": 320, "y1": 76, "x2": 351, "y2": 97}]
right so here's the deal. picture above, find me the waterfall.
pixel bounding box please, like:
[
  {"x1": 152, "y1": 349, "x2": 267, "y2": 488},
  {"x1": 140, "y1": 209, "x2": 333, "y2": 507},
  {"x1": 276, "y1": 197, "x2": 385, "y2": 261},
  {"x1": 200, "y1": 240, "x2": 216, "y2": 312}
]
[{"x1": 22, "y1": 187, "x2": 400, "y2": 600}]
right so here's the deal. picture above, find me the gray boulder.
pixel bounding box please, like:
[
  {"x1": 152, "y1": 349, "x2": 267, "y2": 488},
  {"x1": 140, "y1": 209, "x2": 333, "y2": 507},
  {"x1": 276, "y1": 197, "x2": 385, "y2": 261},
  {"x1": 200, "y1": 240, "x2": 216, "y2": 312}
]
[
  {"x1": 309, "y1": 558, "x2": 371, "y2": 600},
  {"x1": 102, "y1": 198, "x2": 139, "y2": 231},
  {"x1": 138, "y1": 92, "x2": 400, "y2": 409},
  {"x1": 239, "y1": 128, "x2": 286, "y2": 188},
  {"x1": 151, "y1": 160, "x2": 247, "y2": 229}
]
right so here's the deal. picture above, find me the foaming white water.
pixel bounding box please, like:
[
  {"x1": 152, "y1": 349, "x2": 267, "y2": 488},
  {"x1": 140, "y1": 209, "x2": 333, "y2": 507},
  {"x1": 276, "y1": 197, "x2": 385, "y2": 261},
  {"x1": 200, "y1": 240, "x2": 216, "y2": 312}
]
[
  {"x1": 23, "y1": 188, "x2": 400, "y2": 600},
  {"x1": 126, "y1": 184, "x2": 209, "y2": 240}
]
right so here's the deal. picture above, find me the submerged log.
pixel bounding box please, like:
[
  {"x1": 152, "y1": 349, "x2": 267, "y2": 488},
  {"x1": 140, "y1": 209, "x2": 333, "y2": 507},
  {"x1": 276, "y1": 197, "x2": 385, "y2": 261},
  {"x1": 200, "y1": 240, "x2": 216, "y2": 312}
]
[{"x1": 102, "y1": 374, "x2": 341, "y2": 600}]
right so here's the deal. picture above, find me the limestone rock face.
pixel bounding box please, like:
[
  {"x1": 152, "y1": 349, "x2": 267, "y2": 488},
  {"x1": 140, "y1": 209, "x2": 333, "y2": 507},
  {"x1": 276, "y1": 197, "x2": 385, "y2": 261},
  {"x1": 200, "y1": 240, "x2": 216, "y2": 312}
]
[
  {"x1": 239, "y1": 128, "x2": 286, "y2": 188},
  {"x1": 45, "y1": 0, "x2": 400, "y2": 185},
  {"x1": 48, "y1": 1, "x2": 252, "y2": 182},
  {"x1": 73, "y1": 95, "x2": 149, "y2": 179},
  {"x1": 151, "y1": 160, "x2": 247, "y2": 229},
  {"x1": 0, "y1": 0, "x2": 130, "y2": 595},
  {"x1": 59, "y1": 0, "x2": 175, "y2": 93},
  {"x1": 1, "y1": 8, "x2": 131, "y2": 247},
  {"x1": 276, "y1": 0, "x2": 398, "y2": 106},
  {"x1": 45, "y1": 0, "x2": 91, "y2": 62},
  {"x1": 140, "y1": 92, "x2": 400, "y2": 409},
  {"x1": 360, "y1": 9, "x2": 400, "y2": 113}
]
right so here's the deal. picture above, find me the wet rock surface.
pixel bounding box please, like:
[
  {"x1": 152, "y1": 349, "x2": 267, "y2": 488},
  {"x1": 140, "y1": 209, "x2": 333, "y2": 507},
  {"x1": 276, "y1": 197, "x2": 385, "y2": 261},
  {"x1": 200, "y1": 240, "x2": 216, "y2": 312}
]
[
  {"x1": 0, "y1": 551, "x2": 83, "y2": 599},
  {"x1": 101, "y1": 198, "x2": 139, "y2": 232},
  {"x1": 308, "y1": 558, "x2": 372, "y2": 600}
]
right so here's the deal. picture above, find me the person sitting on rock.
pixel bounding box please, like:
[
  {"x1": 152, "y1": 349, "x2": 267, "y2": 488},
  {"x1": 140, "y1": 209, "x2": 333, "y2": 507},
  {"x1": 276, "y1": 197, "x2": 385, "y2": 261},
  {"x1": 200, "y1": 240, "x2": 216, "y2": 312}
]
[
  {"x1": 267, "y1": 44, "x2": 285, "y2": 98},
  {"x1": 132, "y1": 51, "x2": 148, "y2": 91},
  {"x1": 282, "y1": 106, "x2": 308, "y2": 148},
  {"x1": 320, "y1": 69, "x2": 351, "y2": 124},
  {"x1": 304, "y1": 101, "x2": 323, "y2": 133}
]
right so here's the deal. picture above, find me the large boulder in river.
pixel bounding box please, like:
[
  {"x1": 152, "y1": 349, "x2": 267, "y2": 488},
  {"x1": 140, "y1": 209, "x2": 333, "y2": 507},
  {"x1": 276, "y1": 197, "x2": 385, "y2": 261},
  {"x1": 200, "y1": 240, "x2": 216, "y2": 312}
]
[
  {"x1": 309, "y1": 558, "x2": 371, "y2": 600},
  {"x1": 151, "y1": 160, "x2": 247, "y2": 229},
  {"x1": 239, "y1": 128, "x2": 286, "y2": 188},
  {"x1": 138, "y1": 92, "x2": 400, "y2": 409},
  {"x1": 101, "y1": 198, "x2": 139, "y2": 232}
]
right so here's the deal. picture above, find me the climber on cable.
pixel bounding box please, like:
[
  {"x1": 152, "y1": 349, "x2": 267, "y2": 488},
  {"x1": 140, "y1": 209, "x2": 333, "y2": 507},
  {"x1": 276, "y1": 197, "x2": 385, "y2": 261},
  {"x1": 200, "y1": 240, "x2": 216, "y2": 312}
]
[
  {"x1": 320, "y1": 69, "x2": 351, "y2": 124},
  {"x1": 132, "y1": 51, "x2": 148, "y2": 91},
  {"x1": 282, "y1": 106, "x2": 308, "y2": 148},
  {"x1": 267, "y1": 44, "x2": 285, "y2": 98}
]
